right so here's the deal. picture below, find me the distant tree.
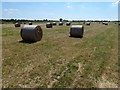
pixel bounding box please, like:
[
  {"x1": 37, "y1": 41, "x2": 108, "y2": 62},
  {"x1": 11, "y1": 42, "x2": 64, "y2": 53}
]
[
  {"x1": 59, "y1": 18, "x2": 63, "y2": 22},
  {"x1": 43, "y1": 19, "x2": 48, "y2": 21},
  {"x1": 63, "y1": 19, "x2": 68, "y2": 22}
]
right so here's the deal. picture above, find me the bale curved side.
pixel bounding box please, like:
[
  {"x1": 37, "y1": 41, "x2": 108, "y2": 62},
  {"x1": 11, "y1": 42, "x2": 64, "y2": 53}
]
[
  {"x1": 70, "y1": 25, "x2": 84, "y2": 37},
  {"x1": 66, "y1": 22, "x2": 71, "y2": 26},
  {"x1": 46, "y1": 23, "x2": 53, "y2": 28},
  {"x1": 29, "y1": 22, "x2": 32, "y2": 25},
  {"x1": 20, "y1": 25, "x2": 43, "y2": 42},
  {"x1": 86, "y1": 22, "x2": 90, "y2": 26},
  {"x1": 15, "y1": 23, "x2": 21, "y2": 27},
  {"x1": 59, "y1": 22, "x2": 63, "y2": 26},
  {"x1": 52, "y1": 22, "x2": 57, "y2": 25}
]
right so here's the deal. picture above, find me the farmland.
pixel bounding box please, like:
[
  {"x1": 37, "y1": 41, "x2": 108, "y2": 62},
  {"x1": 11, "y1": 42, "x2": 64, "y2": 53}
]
[{"x1": 2, "y1": 22, "x2": 118, "y2": 88}]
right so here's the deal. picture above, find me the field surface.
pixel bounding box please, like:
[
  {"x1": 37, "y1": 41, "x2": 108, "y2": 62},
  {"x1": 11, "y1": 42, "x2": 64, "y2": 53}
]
[{"x1": 2, "y1": 22, "x2": 118, "y2": 88}]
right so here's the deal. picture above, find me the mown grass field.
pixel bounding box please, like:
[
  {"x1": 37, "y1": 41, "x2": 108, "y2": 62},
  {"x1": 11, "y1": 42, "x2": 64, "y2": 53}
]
[{"x1": 2, "y1": 22, "x2": 118, "y2": 88}]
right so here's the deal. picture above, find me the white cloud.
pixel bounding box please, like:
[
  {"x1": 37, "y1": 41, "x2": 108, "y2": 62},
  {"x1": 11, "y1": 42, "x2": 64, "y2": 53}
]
[
  {"x1": 3, "y1": 8, "x2": 18, "y2": 13},
  {"x1": 66, "y1": 2, "x2": 72, "y2": 8},
  {"x1": 112, "y1": 1, "x2": 120, "y2": 6},
  {"x1": 66, "y1": 5, "x2": 71, "y2": 8}
]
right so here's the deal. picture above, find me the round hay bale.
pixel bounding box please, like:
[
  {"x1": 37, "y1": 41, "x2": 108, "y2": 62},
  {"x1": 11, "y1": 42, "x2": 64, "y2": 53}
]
[
  {"x1": 20, "y1": 25, "x2": 43, "y2": 42},
  {"x1": 15, "y1": 23, "x2": 21, "y2": 27},
  {"x1": 29, "y1": 22, "x2": 32, "y2": 25},
  {"x1": 70, "y1": 25, "x2": 84, "y2": 37},
  {"x1": 52, "y1": 22, "x2": 57, "y2": 25},
  {"x1": 86, "y1": 22, "x2": 90, "y2": 26},
  {"x1": 104, "y1": 22, "x2": 108, "y2": 25},
  {"x1": 59, "y1": 22, "x2": 63, "y2": 26},
  {"x1": 66, "y1": 22, "x2": 71, "y2": 26},
  {"x1": 46, "y1": 23, "x2": 53, "y2": 28}
]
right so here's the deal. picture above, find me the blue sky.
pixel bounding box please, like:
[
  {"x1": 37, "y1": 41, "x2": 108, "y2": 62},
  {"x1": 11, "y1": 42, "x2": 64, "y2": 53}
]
[{"x1": 2, "y1": 2, "x2": 119, "y2": 21}]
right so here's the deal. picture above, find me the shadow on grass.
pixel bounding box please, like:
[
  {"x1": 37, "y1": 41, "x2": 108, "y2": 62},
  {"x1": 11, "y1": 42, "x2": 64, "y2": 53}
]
[
  {"x1": 69, "y1": 36, "x2": 83, "y2": 38},
  {"x1": 19, "y1": 40, "x2": 37, "y2": 44}
]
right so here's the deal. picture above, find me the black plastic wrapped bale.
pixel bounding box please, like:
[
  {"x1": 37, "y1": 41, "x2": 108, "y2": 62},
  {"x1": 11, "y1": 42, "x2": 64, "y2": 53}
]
[
  {"x1": 70, "y1": 25, "x2": 84, "y2": 37},
  {"x1": 59, "y1": 22, "x2": 63, "y2": 26},
  {"x1": 29, "y1": 22, "x2": 32, "y2": 25},
  {"x1": 86, "y1": 22, "x2": 90, "y2": 26},
  {"x1": 66, "y1": 22, "x2": 71, "y2": 26},
  {"x1": 20, "y1": 25, "x2": 43, "y2": 42},
  {"x1": 52, "y1": 22, "x2": 57, "y2": 26},
  {"x1": 46, "y1": 23, "x2": 53, "y2": 28},
  {"x1": 15, "y1": 23, "x2": 20, "y2": 27}
]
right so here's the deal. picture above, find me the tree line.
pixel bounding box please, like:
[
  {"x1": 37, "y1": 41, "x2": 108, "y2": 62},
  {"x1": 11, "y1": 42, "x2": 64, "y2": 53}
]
[{"x1": 0, "y1": 18, "x2": 118, "y2": 24}]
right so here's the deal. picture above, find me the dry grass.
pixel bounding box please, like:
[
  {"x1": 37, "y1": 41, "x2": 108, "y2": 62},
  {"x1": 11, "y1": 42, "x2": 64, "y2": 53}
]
[{"x1": 2, "y1": 22, "x2": 118, "y2": 88}]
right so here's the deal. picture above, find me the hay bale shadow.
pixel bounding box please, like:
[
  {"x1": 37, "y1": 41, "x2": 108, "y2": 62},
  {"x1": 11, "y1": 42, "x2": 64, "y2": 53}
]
[
  {"x1": 19, "y1": 40, "x2": 37, "y2": 44},
  {"x1": 69, "y1": 36, "x2": 83, "y2": 38}
]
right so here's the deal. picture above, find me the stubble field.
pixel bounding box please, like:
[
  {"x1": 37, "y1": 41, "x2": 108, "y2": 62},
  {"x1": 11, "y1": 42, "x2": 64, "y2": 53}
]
[{"x1": 2, "y1": 22, "x2": 118, "y2": 88}]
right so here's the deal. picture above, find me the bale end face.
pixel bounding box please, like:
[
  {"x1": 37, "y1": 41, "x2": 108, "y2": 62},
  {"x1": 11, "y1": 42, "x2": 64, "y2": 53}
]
[
  {"x1": 70, "y1": 25, "x2": 84, "y2": 38},
  {"x1": 20, "y1": 25, "x2": 43, "y2": 42}
]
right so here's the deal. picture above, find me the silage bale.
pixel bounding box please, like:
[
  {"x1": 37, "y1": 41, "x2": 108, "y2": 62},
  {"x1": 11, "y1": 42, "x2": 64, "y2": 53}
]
[
  {"x1": 46, "y1": 23, "x2": 53, "y2": 28},
  {"x1": 59, "y1": 22, "x2": 63, "y2": 26},
  {"x1": 20, "y1": 25, "x2": 43, "y2": 42},
  {"x1": 66, "y1": 22, "x2": 71, "y2": 26},
  {"x1": 86, "y1": 22, "x2": 90, "y2": 26},
  {"x1": 52, "y1": 22, "x2": 57, "y2": 25},
  {"x1": 70, "y1": 25, "x2": 84, "y2": 37},
  {"x1": 15, "y1": 23, "x2": 21, "y2": 27},
  {"x1": 29, "y1": 22, "x2": 32, "y2": 25}
]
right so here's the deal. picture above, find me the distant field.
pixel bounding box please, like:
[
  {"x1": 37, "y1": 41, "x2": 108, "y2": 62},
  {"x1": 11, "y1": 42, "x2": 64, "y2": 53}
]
[{"x1": 2, "y1": 22, "x2": 118, "y2": 88}]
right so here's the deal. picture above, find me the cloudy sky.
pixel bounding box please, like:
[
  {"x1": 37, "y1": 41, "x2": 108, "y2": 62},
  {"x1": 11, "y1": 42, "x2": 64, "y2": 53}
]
[{"x1": 2, "y1": 1, "x2": 119, "y2": 21}]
